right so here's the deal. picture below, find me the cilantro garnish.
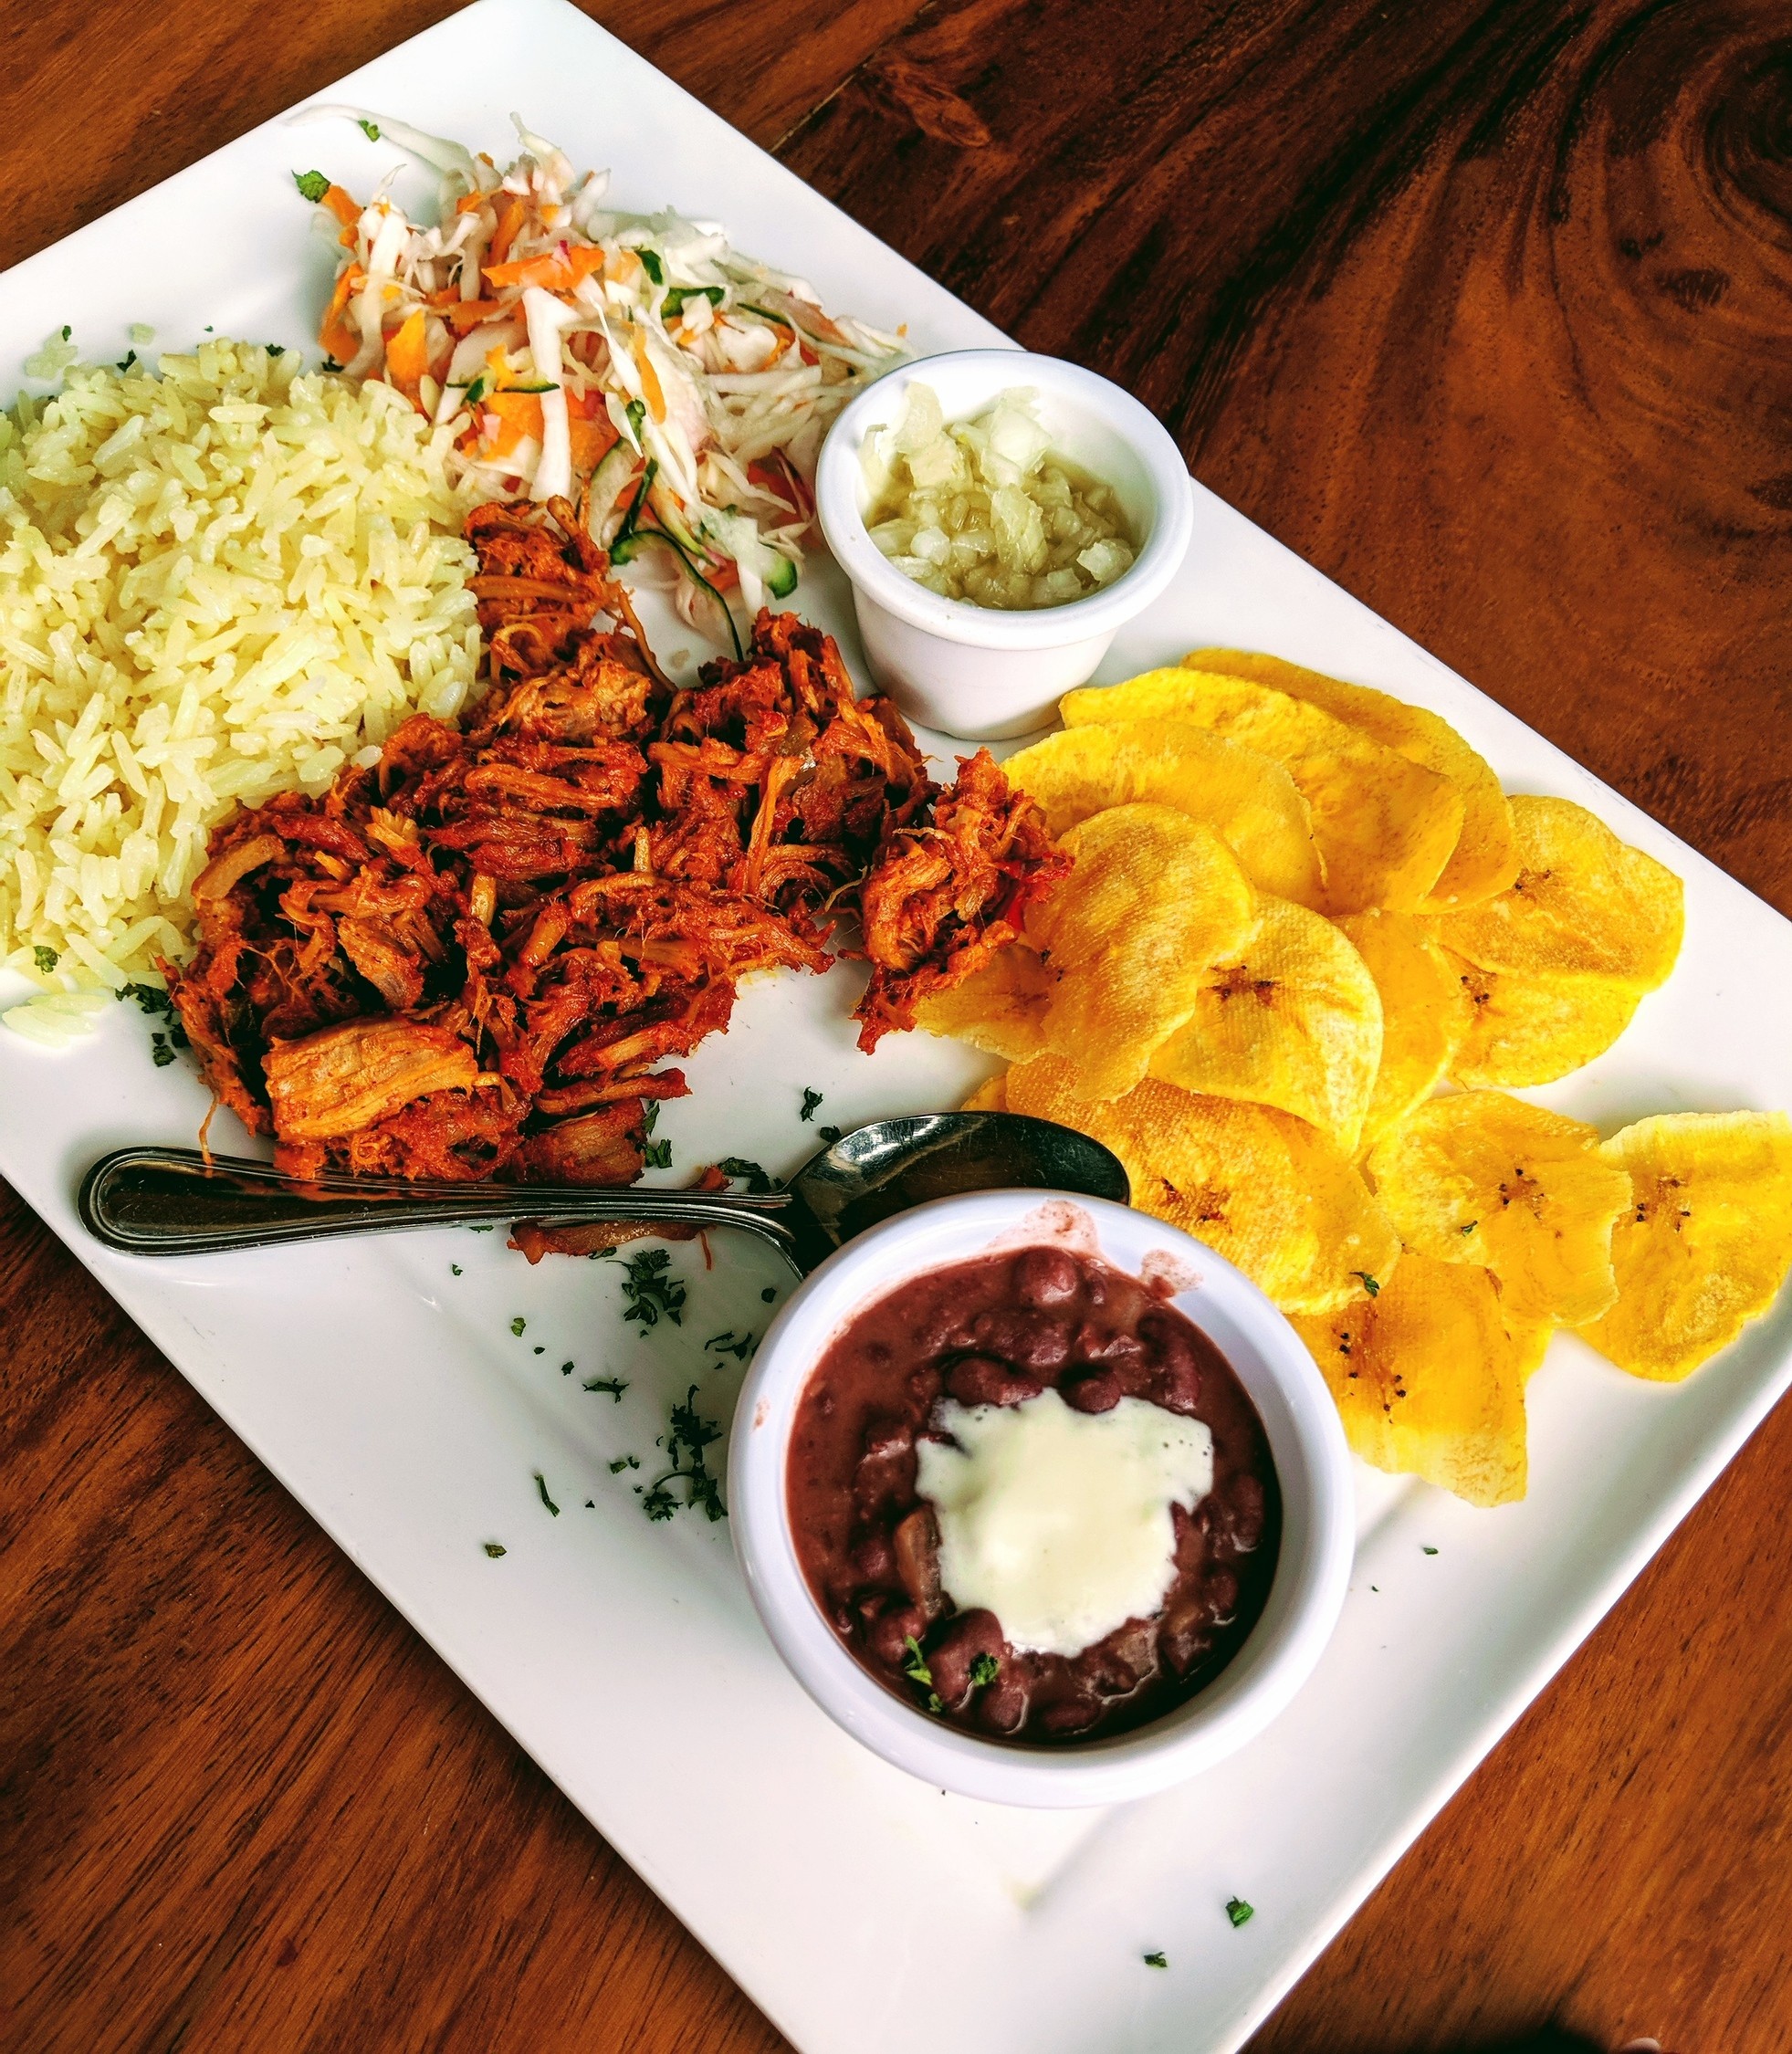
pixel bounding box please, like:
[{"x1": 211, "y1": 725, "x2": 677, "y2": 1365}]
[
  {"x1": 482, "y1": 1541, "x2": 507, "y2": 1558},
  {"x1": 640, "y1": 1386, "x2": 725, "y2": 1521},
  {"x1": 150, "y1": 1034, "x2": 176, "y2": 1068},
  {"x1": 1143, "y1": 1952, "x2": 1168, "y2": 1969},
  {"x1": 1225, "y1": 1898, "x2": 1254, "y2": 1928},
  {"x1": 638, "y1": 247, "x2": 664, "y2": 285},
  {"x1": 718, "y1": 1157, "x2": 773, "y2": 1194},
  {"x1": 618, "y1": 1247, "x2": 685, "y2": 1328},
  {"x1": 510, "y1": 1316, "x2": 527, "y2": 1336},
  {"x1": 293, "y1": 170, "x2": 331, "y2": 204},
  {"x1": 799, "y1": 1086, "x2": 823, "y2": 1121},
  {"x1": 609, "y1": 1454, "x2": 640, "y2": 1473},
  {"x1": 900, "y1": 1634, "x2": 943, "y2": 1713},
  {"x1": 356, "y1": 118, "x2": 382, "y2": 141},
  {"x1": 32, "y1": 946, "x2": 58, "y2": 974},
  {"x1": 703, "y1": 1330, "x2": 755, "y2": 1361},
  {"x1": 969, "y1": 1651, "x2": 1000, "y2": 1689},
  {"x1": 534, "y1": 1472, "x2": 560, "y2": 1516},
  {"x1": 120, "y1": 982, "x2": 173, "y2": 1017},
  {"x1": 1353, "y1": 1271, "x2": 1380, "y2": 1297},
  {"x1": 643, "y1": 1137, "x2": 673, "y2": 1169},
  {"x1": 583, "y1": 1377, "x2": 628, "y2": 1401}
]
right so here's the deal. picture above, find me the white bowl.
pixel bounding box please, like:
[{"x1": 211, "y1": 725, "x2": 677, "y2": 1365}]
[
  {"x1": 814, "y1": 350, "x2": 1196, "y2": 740},
  {"x1": 728, "y1": 1189, "x2": 1354, "y2": 1808}
]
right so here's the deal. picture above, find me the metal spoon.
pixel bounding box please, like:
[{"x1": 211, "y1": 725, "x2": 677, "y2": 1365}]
[{"x1": 79, "y1": 1113, "x2": 1130, "y2": 1273}]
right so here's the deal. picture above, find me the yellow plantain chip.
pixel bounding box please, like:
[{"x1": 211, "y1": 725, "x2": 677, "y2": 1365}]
[
  {"x1": 1185, "y1": 647, "x2": 1518, "y2": 908},
  {"x1": 1443, "y1": 949, "x2": 1642, "y2": 1088},
  {"x1": 1430, "y1": 795, "x2": 1683, "y2": 989},
  {"x1": 1001, "y1": 719, "x2": 1324, "y2": 908},
  {"x1": 1578, "y1": 1112, "x2": 1792, "y2": 1381},
  {"x1": 1292, "y1": 1253, "x2": 1527, "y2": 1506},
  {"x1": 1148, "y1": 896, "x2": 1382, "y2": 1154},
  {"x1": 1504, "y1": 1301, "x2": 1556, "y2": 1386},
  {"x1": 960, "y1": 1072, "x2": 1009, "y2": 1113},
  {"x1": 914, "y1": 944, "x2": 1053, "y2": 1061},
  {"x1": 1024, "y1": 803, "x2": 1257, "y2": 1101},
  {"x1": 1366, "y1": 1090, "x2": 1632, "y2": 1325},
  {"x1": 1061, "y1": 667, "x2": 1463, "y2": 916},
  {"x1": 1336, "y1": 910, "x2": 1471, "y2": 1154},
  {"x1": 1003, "y1": 1056, "x2": 1399, "y2": 1315}
]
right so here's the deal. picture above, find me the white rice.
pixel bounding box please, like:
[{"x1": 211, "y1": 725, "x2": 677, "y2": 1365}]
[{"x1": 1, "y1": 340, "x2": 480, "y2": 1039}]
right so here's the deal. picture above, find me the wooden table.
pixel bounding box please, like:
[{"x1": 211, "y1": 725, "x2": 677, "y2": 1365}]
[{"x1": 5, "y1": 0, "x2": 1789, "y2": 2046}]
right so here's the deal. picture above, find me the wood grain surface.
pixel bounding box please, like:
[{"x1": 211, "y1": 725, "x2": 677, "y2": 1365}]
[{"x1": 4, "y1": 0, "x2": 1790, "y2": 2049}]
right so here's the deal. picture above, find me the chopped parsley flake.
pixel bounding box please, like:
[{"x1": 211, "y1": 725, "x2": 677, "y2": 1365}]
[
  {"x1": 818, "y1": 1124, "x2": 842, "y2": 1144},
  {"x1": 482, "y1": 1542, "x2": 507, "y2": 1558},
  {"x1": 583, "y1": 1377, "x2": 628, "y2": 1400},
  {"x1": 293, "y1": 169, "x2": 330, "y2": 203},
  {"x1": 120, "y1": 982, "x2": 174, "y2": 1017},
  {"x1": 60, "y1": 325, "x2": 71, "y2": 341},
  {"x1": 760, "y1": 1285, "x2": 778, "y2": 1303},
  {"x1": 1422, "y1": 1545, "x2": 1439, "y2": 1556},
  {"x1": 638, "y1": 248, "x2": 664, "y2": 285},
  {"x1": 900, "y1": 1634, "x2": 942, "y2": 1712},
  {"x1": 150, "y1": 1034, "x2": 176, "y2": 1068},
  {"x1": 356, "y1": 118, "x2": 382, "y2": 140},
  {"x1": 534, "y1": 1472, "x2": 560, "y2": 1516},
  {"x1": 619, "y1": 1247, "x2": 685, "y2": 1328},
  {"x1": 969, "y1": 1652, "x2": 1001, "y2": 1688},
  {"x1": 800, "y1": 1086, "x2": 823, "y2": 1121},
  {"x1": 32, "y1": 946, "x2": 58, "y2": 974},
  {"x1": 451, "y1": 1264, "x2": 462, "y2": 1276},
  {"x1": 1353, "y1": 1271, "x2": 1380, "y2": 1297},
  {"x1": 643, "y1": 1137, "x2": 673, "y2": 1169},
  {"x1": 1143, "y1": 1951, "x2": 1168, "y2": 1969},
  {"x1": 703, "y1": 1330, "x2": 755, "y2": 1361},
  {"x1": 640, "y1": 1386, "x2": 725, "y2": 1521},
  {"x1": 1461, "y1": 1220, "x2": 1478, "y2": 1235},
  {"x1": 510, "y1": 1316, "x2": 527, "y2": 1336},
  {"x1": 718, "y1": 1156, "x2": 773, "y2": 1193},
  {"x1": 115, "y1": 350, "x2": 136, "y2": 373},
  {"x1": 1225, "y1": 1898, "x2": 1254, "y2": 1928},
  {"x1": 561, "y1": 1360, "x2": 574, "y2": 1376},
  {"x1": 532, "y1": 1345, "x2": 545, "y2": 1355},
  {"x1": 265, "y1": 343, "x2": 285, "y2": 356},
  {"x1": 609, "y1": 1455, "x2": 640, "y2": 1472}
]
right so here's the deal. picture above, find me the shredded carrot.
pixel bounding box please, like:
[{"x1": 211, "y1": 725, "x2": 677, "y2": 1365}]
[
  {"x1": 322, "y1": 184, "x2": 362, "y2": 230},
  {"x1": 569, "y1": 414, "x2": 620, "y2": 473},
  {"x1": 443, "y1": 299, "x2": 508, "y2": 335},
  {"x1": 486, "y1": 195, "x2": 527, "y2": 268},
  {"x1": 455, "y1": 191, "x2": 487, "y2": 215},
  {"x1": 482, "y1": 243, "x2": 605, "y2": 294},
  {"x1": 319, "y1": 263, "x2": 366, "y2": 364},
  {"x1": 383, "y1": 309, "x2": 431, "y2": 413},
  {"x1": 630, "y1": 330, "x2": 666, "y2": 423},
  {"x1": 483, "y1": 391, "x2": 545, "y2": 456}
]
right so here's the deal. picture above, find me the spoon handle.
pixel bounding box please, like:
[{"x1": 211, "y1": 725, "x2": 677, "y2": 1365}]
[{"x1": 78, "y1": 1146, "x2": 801, "y2": 1264}]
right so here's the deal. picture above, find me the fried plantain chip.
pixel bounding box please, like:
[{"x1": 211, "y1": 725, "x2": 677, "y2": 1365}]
[
  {"x1": 1443, "y1": 949, "x2": 1642, "y2": 1088},
  {"x1": 1577, "y1": 1112, "x2": 1792, "y2": 1380},
  {"x1": 1504, "y1": 1300, "x2": 1556, "y2": 1385},
  {"x1": 1061, "y1": 667, "x2": 1463, "y2": 916},
  {"x1": 1184, "y1": 648, "x2": 1518, "y2": 908},
  {"x1": 1001, "y1": 719, "x2": 1324, "y2": 908},
  {"x1": 1337, "y1": 910, "x2": 1471, "y2": 1153},
  {"x1": 914, "y1": 944, "x2": 1053, "y2": 1061},
  {"x1": 1430, "y1": 795, "x2": 1683, "y2": 990},
  {"x1": 1148, "y1": 896, "x2": 1382, "y2": 1154},
  {"x1": 1024, "y1": 803, "x2": 1257, "y2": 1101},
  {"x1": 1366, "y1": 1090, "x2": 1632, "y2": 1324},
  {"x1": 1292, "y1": 1252, "x2": 1527, "y2": 1505},
  {"x1": 960, "y1": 1072, "x2": 1009, "y2": 1113},
  {"x1": 1003, "y1": 1055, "x2": 1399, "y2": 1314}
]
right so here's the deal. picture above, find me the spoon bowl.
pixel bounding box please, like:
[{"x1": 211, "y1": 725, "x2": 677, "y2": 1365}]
[{"x1": 78, "y1": 1112, "x2": 1130, "y2": 1271}]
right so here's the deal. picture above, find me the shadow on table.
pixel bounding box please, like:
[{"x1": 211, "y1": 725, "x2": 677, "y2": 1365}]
[{"x1": 1287, "y1": 2029, "x2": 1632, "y2": 2054}]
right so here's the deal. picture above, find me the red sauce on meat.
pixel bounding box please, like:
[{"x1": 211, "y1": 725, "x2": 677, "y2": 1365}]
[{"x1": 787, "y1": 1244, "x2": 1280, "y2": 1744}]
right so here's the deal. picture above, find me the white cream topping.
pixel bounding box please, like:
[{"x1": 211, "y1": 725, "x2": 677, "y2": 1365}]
[{"x1": 914, "y1": 1389, "x2": 1214, "y2": 1659}]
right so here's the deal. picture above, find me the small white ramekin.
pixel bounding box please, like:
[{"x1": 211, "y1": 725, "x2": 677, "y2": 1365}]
[
  {"x1": 728, "y1": 1190, "x2": 1354, "y2": 1808},
  {"x1": 814, "y1": 350, "x2": 1196, "y2": 741}
]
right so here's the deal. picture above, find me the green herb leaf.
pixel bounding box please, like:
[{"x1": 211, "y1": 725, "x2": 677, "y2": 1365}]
[
  {"x1": 717, "y1": 1156, "x2": 774, "y2": 1194},
  {"x1": 703, "y1": 1331, "x2": 756, "y2": 1362},
  {"x1": 32, "y1": 946, "x2": 58, "y2": 974},
  {"x1": 60, "y1": 325, "x2": 71, "y2": 342},
  {"x1": 760, "y1": 1285, "x2": 778, "y2": 1303},
  {"x1": 901, "y1": 1635, "x2": 933, "y2": 1690},
  {"x1": 1143, "y1": 1952, "x2": 1168, "y2": 1969},
  {"x1": 1422, "y1": 1545, "x2": 1439, "y2": 1556},
  {"x1": 638, "y1": 248, "x2": 664, "y2": 285},
  {"x1": 1353, "y1": 1271, "x2": 1381, "y2": 1297},
  {"x1": 451, "y1": 1264, "x2": 463, "y2": 1276},
  {"x1": 643, "y1": 1101, "x2": 660, "y2": 1136},
  {"x1": 150, "y1": 1034, "x2": 175, "y2": 1068},
  {"x1": 510, "y1": 1316, "x2": 527, "y2": 1336},
  {"x1": 639, "y1": 1386, "x2": 726, "y2": 1523},
  {"x1": 969, "y1": 1652, "x2": 1001, "y2": 1689},
  {"x1": 294, "y1": 170, "x2": 331, "y2": 204},
  {"x1": 356, "y1": 118, "x2": 382, "y2": 141},
  {"x1": 609, "y1": 1455, "x2": 640, "y2": 1473},
  {"x1": 584, "y1": 1377, "x2": 628, "y2": 1401},
  {"x1": 482, "y1": 1541, "x2": 507, "y2": 1558},
  {"x1": 532, "y1": 1345, "x2": 545, "y2": 1355},
  {"x1": 120, "y1": 982, "x2": 174, "y2": 1017},
  {"x1": 662, "y1": 284, "x2": 725, "y2": 318},
  {"x1": 817, "y1": 1125, "x2": 842, "y2": 1144},
  {"x1": 799, "y1": 1086, "x2": 823, "y2": 1121},
  {"x1": 115, "y1": 350, "x2": 137, "y2": 373},
  {"x1": 561, "y1": 1360, "x2": 574, "y2": 1376},
  {"x1": 265, "y1": 343, "x2": 285, "y2": 357},
  {"x1": 534, "y1": 1472, "x2": 560, "y2": 1516},
  {"x1": 617, "y1": 1247, "x2": 686, "y2": 1329},
  {"x1": 1225, "y1": 1898, "x2": 1254, "y2": 1928},
  {"x1": 643, "y1": 1137, "x2": 673, "y2": 1169}
]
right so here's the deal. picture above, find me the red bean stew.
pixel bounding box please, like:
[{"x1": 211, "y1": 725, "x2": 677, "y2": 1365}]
[{"x1": 787, "y1": 1243, "x2": 1280, "y2": 1744}]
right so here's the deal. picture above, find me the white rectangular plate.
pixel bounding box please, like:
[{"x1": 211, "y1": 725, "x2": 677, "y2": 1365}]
[{"x1": 5, "y1": 5, "x2": 1792, "y2": 2049}]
